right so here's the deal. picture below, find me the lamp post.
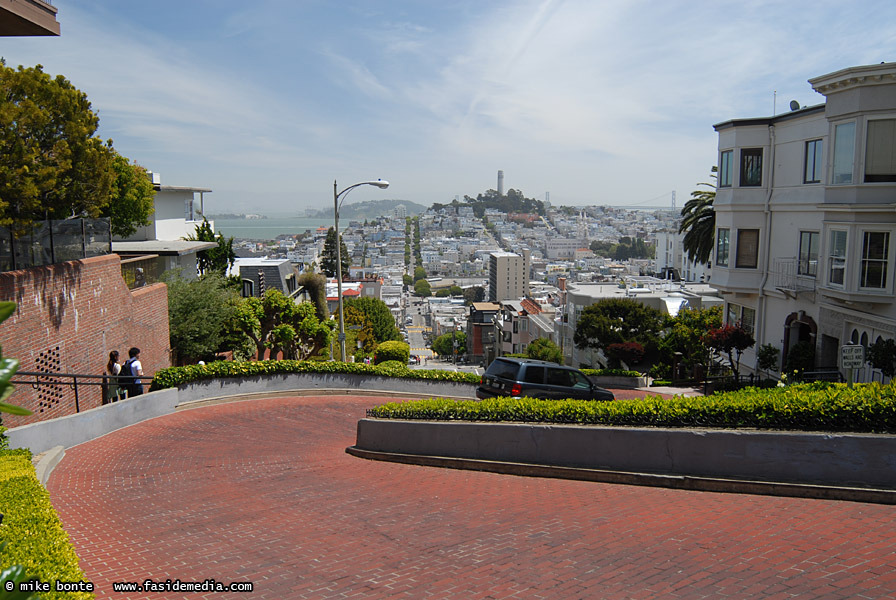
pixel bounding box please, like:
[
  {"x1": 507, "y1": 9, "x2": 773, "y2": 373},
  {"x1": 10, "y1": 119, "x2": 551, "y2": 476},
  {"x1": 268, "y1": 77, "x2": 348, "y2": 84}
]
[{"x1": 334, "y1": 179, "x2": 389, "y2": 362}]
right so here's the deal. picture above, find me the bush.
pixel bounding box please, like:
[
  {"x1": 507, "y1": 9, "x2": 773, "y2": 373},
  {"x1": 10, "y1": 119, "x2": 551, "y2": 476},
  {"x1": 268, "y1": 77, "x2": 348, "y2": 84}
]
[
  {"x1": 0, "y1": 449, "x2": 94, "y2": 600},
  {"x1": 374, "y1": 341, "x2": 410, "y2": 365},
  {"x1": 580, "y1": 368, "x2": 642, "y2": 378},
  {"x1": 367, "y1": 381, "x2": 896, "y2": 434},
  {"x1": 149, "y1": 358, "x2": 481, "y2": 390},
  {"x1": 785, "y1": 341, "x2": 816, "y2": 376}
]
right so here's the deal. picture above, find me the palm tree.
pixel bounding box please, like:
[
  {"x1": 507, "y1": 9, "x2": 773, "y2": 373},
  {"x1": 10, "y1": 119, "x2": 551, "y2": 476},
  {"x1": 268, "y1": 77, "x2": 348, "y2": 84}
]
[{"x1": 678, "y1": 166, "x2": 717, "y2": 265}]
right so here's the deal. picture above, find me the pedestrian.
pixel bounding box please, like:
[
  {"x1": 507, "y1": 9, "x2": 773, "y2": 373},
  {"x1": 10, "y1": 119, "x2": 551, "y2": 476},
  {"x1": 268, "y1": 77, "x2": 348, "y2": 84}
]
[
  {"x1": 123, "y1": 347, "x2": 145, "y2": 397},
  {"x1": 105, "y1": 350, "x2": 122, "y2": 404}
]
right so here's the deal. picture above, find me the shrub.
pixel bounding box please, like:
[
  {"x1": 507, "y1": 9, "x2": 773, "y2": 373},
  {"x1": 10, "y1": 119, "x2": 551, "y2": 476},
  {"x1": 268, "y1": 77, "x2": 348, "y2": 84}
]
[
  {"x1": 785, "y1": 341, "x2": 816, "y2": 377},
  {"x1": 580, "y1": 368, "x2": 642, "y2": 378},
  {"x1": 367, "y1": 381, "x2": 896, "y2": 434},
  {"x1": 374, "y1": 341, "x2": 410, "y2": 365},
  {"x1": 0, "y1": 449, "x2": 94, "y2": 600},
  {"x1": 149, "y1": 359, "x2": 482, "y2": 390}
]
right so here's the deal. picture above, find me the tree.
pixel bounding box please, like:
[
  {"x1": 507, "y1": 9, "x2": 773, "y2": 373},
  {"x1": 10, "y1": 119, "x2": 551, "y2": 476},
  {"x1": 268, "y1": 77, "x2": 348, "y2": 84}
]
[
  {"x1": 756, "y1": 343, "x2": 781, "y2": 377},
  {"x1": 704, "y1": 323, "x2": 755, "y2": 378},
  {"x1": 320, "y1": 227, "x2": 349, "y2": 278},
  {"x1": 226, "y1": 290, "x2": 333, "y2": 360},
  {"x1": 414, "y1": 279, "x2": 432, "y2": 297},
  {"x1": 105, "y1": 153, "x2": 155, "y2": 238},
  {"x1": 573, "y1": 298, "x2": 666, "y2": 361},
  {"x1": 606, "y1": 342, "x2": 645, "y2": 367},
  {"x1": 165, "y1": 272, "x2": 238, "y2": 364},
  {"x1": 297, "y1": 271, "x2": 328, "y2": 320},
  {"x1": 0, "y1": 63, "x2": 116, "y2": 231},
  {"x1": 413, "y1": 266, "x2": 427, "y2": 282},
  {"x1": 343, "y1": 296, "x2": 400, "y2": 343},
  {"x1": 525, "y1": 338, "x2": 562, "y2": 364},
  {"x1": 432, "y1": 331, "x2": 466, "y2": 357},
  {"x1": 184, "y1": 218, "x2": 235, "y2": 277},
  {"x1": 679, "y1": 166, "x2": 717, "y2": 265},
  {"x1": 661, "y1": 306, "x2": 723, "y2": 371},
  {"x1": 463, "y1": 286, "x2": 486, "y2": 305},
  {"x1": 448, "y1": 285, "x2": 463, "y2": 296},
  {"x1": 866, "y1": 338, "x2": 896, "y2": 378},
  {"x1": 402, "y1": 274, "x2": 413, "y2": 286}
]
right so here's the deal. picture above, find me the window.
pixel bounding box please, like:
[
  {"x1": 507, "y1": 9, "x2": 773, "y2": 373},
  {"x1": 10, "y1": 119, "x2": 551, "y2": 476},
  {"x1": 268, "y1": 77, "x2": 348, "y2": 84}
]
[
  {"x1": 740, "y1": 148, "x2": 762, "y2": 186},
  {"x1": 860, "y1": 231, "x2": 889, "y2": 289},
  {"x1": 741, "y1": 307, "x2": 756, "y2": 334},
  {"x1": 865, "y1": 119, "x2": 896, "y2": 182},
  {"x1": 546, "y1": 368, "x2": 573, "y2": 387},
  {"x1": 832, "y1": 122, "x2": 856, "y2": 184},
  {"x1": 828, "y1": 230, "x2": 847, "y2": 286},
  {"x1": 719, "y1": 150, "x2": 733, "y2": 187},
  {"x1": 727, "y1": 303, "x2": 739, "y2": 326},
  {"x1": 522, "y1": 366, "x2": 544, "y2": 384},
  {"x1": 716, "y1": 228, "x2": 730, "y2": 267},
  {"x1": 184, "y1": 197, "x2": 195, "y2": 221},
  {"x1": 804, "y1": 139, "x2": 823, "y2": 183},
  {"x1": 726, "y1": 303, "x2": 755, "y2": 334},
  {"x1": 798, "y1": 231, "x2": 819, "y2": 276},
  {"x1": 735, "y1": 229, "x2": 759, "y2": 269}
]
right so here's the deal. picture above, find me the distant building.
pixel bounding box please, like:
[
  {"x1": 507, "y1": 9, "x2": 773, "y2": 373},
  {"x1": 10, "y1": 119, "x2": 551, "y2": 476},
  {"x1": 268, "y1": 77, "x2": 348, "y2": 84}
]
[{"x1": 488, "y1": 251, "x2": 530, "y2": 302}]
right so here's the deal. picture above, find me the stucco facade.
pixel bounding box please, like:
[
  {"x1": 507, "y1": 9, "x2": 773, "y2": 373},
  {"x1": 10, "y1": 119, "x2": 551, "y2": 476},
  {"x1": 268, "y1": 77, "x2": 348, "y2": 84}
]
[{"x1": 712, "y1": 62, "x2": 896, "y2": 381}]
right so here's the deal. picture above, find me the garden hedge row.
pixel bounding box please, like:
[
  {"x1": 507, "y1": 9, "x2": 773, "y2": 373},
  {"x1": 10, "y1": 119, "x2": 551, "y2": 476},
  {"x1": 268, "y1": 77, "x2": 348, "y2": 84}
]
[
  {"x1": 367, "y1": 381, "x2": 896, "y2": 434},
  {"x1": 0, "y1": 449, "x2": 94, "y2": 600},
  {"x1": 150, "y1": 359, "x2": 482, "y2": 390}
]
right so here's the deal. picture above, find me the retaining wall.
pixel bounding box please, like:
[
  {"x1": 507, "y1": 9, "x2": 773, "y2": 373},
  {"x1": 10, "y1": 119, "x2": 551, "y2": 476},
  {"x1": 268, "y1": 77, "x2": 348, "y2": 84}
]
[
  {"x1": 6, "y1": 373, "x2": 477, "y2": 454},
  {"x1": 353, "y1": 419, "x2": 896, "y2": 490}
]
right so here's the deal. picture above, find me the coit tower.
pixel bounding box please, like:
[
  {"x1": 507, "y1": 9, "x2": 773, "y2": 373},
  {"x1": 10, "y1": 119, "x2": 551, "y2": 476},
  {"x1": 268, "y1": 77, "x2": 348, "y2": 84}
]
[{"x1": 497, "y1": 170, "x2": 504, "y2": 196}]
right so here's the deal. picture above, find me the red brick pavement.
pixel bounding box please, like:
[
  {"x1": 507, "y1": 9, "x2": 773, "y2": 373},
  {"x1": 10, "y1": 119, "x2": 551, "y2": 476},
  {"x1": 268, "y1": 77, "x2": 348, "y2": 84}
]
[{"x1": 47, "y1": 394, "x2": 896, "y2": 600}]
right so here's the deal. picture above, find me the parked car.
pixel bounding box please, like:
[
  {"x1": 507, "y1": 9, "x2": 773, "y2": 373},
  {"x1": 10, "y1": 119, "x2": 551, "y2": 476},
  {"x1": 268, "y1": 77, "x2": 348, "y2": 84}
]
[{"x1": 476, "y1": 357, "x2": 615, "y2": 401}]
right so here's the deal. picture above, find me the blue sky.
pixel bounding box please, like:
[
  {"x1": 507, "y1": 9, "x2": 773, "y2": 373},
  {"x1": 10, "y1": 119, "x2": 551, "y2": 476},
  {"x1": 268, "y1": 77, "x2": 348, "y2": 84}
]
[{"x1": 3, "y1": 0, "x2": 895, "y2": 214}]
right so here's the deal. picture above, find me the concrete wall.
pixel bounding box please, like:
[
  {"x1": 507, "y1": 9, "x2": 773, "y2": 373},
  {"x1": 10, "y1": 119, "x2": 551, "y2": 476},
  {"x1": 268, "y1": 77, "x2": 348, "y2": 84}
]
[
  {"x1": 0, "y1": 254, "x2": 171, "y2": 427},
  {"x1": 6, "y1": 373, "x2": 477, "y2": 454},
  {"x1": 354, "y1": 419, "x2": 896, "y2": 490}
]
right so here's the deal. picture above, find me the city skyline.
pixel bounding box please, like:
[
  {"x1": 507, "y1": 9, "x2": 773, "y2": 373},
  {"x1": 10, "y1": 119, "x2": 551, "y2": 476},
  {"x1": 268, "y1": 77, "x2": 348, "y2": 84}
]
[{"x1": 2, "y1": 0, "x2": 895, "y2": 214}]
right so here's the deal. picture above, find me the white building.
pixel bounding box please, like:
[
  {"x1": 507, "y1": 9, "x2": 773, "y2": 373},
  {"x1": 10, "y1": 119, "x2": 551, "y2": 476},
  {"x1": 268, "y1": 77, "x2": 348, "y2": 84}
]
[
  {"x1": 711, "y1": 62, "x2": 896, "y2": 382},
  {"x1": 654, "y1": 231, "x2": 712, "y2": 282}
]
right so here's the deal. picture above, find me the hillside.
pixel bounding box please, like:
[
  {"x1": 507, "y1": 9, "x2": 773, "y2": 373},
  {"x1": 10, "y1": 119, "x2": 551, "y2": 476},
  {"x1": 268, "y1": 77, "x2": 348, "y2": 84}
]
[{"x1": 304, "y1": 199, "x2": 428, "y2": 221}]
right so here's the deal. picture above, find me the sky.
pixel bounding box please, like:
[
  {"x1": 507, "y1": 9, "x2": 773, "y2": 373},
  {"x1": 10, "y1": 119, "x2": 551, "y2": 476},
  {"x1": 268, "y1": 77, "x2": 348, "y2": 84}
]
[{"x1": 3, "y1": 0, "x2": 896, "y2": 215}]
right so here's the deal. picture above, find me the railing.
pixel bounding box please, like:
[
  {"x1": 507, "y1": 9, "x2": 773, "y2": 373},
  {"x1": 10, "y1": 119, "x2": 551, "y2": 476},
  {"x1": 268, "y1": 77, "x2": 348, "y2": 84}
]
[
  {"x1": 0, "y1": 218, "x2": 111, "y2": 272},
  {"x1": 774, "y1": 258, "x2": 816, "y2": 293},
  {"x1": 10, "y1": 371, "x2": 151, "y2": 413}
]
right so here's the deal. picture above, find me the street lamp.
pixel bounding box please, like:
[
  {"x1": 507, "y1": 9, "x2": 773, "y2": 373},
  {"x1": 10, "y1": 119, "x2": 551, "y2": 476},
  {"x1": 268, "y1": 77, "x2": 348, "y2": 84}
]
[{"x1": 334, "y1": 179, "x2": 389, "y2": 362}]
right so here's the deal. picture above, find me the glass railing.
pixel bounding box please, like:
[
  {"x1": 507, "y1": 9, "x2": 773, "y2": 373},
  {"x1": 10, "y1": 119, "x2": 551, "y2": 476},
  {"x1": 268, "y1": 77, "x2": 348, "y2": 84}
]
[{"x1": 0, "y1": 218, "x2": 111, "y2": 272}]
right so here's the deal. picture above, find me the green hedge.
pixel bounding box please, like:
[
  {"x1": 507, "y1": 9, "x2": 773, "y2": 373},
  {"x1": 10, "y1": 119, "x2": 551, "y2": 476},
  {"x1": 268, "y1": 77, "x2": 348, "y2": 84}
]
[
  {"x1": 581, "y1": 368, "x2": 642, "y2": 378},
  {"x1": 367, "y1": 381, "x2": 896, "y2": 434},
  {"x1": 150, "y1": 359, "x2": 481, "y2": 390},
  {"x1": 0, "y1": 449, "x2": 94, "y2": 600}
]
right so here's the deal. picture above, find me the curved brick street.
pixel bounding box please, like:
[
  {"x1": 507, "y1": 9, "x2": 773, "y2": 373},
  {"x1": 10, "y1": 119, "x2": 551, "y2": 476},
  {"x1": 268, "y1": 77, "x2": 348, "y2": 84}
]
[{"x1": 47, "y1": 394, "x2": 896, "y2": 600}]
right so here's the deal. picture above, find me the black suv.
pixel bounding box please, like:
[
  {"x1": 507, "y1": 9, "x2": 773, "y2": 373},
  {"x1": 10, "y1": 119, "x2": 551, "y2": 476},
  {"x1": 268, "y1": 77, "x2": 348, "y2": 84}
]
[{"x1": 476, "y1": 357, "x2": 615, "y2": 401}]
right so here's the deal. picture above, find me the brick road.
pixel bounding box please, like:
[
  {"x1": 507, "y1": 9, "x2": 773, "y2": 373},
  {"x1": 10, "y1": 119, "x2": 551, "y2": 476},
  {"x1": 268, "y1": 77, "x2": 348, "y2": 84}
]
[{"x1": 47, "y1": 394, "x2": 896, "y2": 600}]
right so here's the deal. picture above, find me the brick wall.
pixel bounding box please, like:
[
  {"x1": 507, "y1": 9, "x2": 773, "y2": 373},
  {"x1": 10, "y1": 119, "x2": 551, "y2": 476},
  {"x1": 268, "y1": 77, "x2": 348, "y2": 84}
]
[{"x1": 0, "y1": 254, "x2": 171, "y2": 427}]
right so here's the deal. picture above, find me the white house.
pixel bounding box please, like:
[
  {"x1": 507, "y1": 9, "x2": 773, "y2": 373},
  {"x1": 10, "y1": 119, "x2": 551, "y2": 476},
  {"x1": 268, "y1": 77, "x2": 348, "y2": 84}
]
[{"x1": 711, "y1": 62, "x2": 896, "y2": 382}]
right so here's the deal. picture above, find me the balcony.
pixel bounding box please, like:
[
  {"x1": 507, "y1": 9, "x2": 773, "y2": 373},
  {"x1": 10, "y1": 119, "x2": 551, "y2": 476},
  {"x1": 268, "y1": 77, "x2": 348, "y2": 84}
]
[{"x1": 774, "y1": 258, "x2": 816, "y2": 297}]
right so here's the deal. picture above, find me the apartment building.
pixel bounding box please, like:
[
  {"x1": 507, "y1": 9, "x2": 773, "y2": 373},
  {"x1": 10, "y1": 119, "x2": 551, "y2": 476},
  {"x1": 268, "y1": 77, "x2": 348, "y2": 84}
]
[
  {"x1": 711, "y1": 62, "x2": 896, "y2": 381},
  {"x1": 488, "y1": 250, "x2": 531, "y2": 302}
]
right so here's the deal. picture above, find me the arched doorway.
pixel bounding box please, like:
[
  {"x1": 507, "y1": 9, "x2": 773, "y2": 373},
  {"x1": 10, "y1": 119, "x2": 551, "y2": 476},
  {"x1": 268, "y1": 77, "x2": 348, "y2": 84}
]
[{"x1": 782, "y1": 311, "x2": 817, "y2": 370}]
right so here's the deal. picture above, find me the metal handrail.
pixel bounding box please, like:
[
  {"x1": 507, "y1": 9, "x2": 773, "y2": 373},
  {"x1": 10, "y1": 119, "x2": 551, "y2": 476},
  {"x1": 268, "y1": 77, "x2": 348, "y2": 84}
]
[{"x1": 11, "y1": 370, "x2": 152, "y2": 413}]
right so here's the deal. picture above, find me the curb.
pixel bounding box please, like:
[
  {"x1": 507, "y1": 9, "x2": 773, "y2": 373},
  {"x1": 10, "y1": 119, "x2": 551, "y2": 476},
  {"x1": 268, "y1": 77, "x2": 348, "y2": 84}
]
[
  {"x1": 33, "y1": 445, "x2": 65, "y2": 486},
  {"x1": 174, "y1": 388, "x2": 477, "y2": 411},
  {"x1": 345, "y1": 446, "x2": 896, "y2": 505}
]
